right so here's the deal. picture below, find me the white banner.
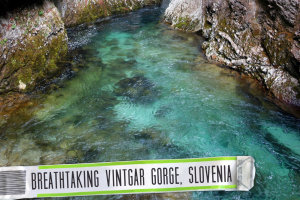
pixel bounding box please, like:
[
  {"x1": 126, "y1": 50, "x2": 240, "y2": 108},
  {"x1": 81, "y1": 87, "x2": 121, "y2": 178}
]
[{"x1": 0, "y1": 156, "x2": 255, "y2": 199}]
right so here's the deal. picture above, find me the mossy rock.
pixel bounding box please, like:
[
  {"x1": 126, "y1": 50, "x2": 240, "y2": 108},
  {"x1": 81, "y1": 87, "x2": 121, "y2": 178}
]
[
  {"x1": 174, "y1": 16, "x2": 199, "y2": 31},
  {"x1": 61, "y1": 0, "x2": 162, "y2": 27},
  {"x1": 0, "y1": 1, "x2": 68, "y2": 93}
]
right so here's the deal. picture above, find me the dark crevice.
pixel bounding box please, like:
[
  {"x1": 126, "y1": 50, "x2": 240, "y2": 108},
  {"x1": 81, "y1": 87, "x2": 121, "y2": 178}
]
[{"x1": 0, "y1": 0, "x2": 47, "y2": 16}]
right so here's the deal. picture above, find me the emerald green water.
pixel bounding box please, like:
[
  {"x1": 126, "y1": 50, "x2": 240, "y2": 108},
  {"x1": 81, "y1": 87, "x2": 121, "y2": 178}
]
[{"x1": 1, "y1": 7, "x2": 300, "y2": 200}]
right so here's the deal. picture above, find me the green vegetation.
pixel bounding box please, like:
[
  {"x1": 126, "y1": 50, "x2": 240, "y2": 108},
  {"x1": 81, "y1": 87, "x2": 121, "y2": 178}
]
[
  {"x1": 38, "y1": 10, "x2": 44, "y2": 16},
  {"x1": 3, "y1": 27, "x2": 67, "y2": 92},
  {"x1": 174, "y1": 16, "x2": 198, "y2": 31},
  {"x1": 0, "y1": 39, "x2": 8, "y2": 45},
  {"x1": 66, "y1": 0, "x2": 149, "y2": 27}
]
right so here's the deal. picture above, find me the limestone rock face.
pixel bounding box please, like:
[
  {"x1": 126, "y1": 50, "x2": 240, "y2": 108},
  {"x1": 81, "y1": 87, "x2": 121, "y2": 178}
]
[
  {"x1": 165, "y1": 0, "x2": 203, "y2": 31},
  {"x1": 0, "y1": 0, "x2": 162, "y2": 95},
  {"x1": 0, "y1": 1, "x2": 68, "y2": 93},
  {"x1": 164, "y1": 0, "x2": 300, "y2": 106},
  {"x1": 57, "y1": 0, "x2": 162, "y2": 27}
]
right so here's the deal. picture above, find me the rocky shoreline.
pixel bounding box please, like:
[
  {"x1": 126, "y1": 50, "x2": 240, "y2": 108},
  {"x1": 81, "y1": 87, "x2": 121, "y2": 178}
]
[
  {"x1": 164, "y1": 0, "x2": 300, "y2": 108},
  {"x1": 0, "y1": 0, "x2": 162, "y2": 95},
  {"x1": 0, "y1": 0, "x2": 299, "y2": 117},
  {"x1": 0, "y1": 1, "x2": 67, "y2": 94}
]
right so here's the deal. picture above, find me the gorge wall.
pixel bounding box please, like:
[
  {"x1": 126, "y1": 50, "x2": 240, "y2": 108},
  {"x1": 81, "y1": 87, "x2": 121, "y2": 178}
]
[
  {"x1": 1, "y1": 0, "x2": 299, "y2": 109},
  {"x1": 56, "y1": 0, "x2": 162, "y2": 27},
  {"x1": 165, "y1": 0, "x2": 300, "y2": 107},
  {"x1": 0, "y1": 0, "x2": 161, "y2": 94},
  {"x1": 0, "y1": 1, "x2": 67, "y2": 93}
]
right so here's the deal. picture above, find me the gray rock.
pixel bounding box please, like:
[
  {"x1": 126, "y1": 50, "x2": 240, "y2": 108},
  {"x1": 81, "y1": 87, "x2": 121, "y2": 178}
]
[
  {"x1": 0, "y1": 1, "x2": 68, "y2": 93},
  {"x1": 164, "y1": 0, "x2": 300, "y2": 107},
  {"x1": 57, "y1": 0, "x2": 163, "y2": 27}
]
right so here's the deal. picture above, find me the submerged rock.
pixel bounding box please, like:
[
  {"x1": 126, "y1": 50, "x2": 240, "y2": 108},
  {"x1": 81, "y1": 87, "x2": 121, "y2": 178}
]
[
  {"x1": 164, "y1": 0, "x2": 300, "y2": 107},
  {"x1": 123, "y1": 192, "x2": 191, "y2": 200},
  {"x1": 154, "y1": 105, "x2": 172, "y2": 118},
  {"x1": 114, "y1": 75, "x2": 159, "y2": 104}
]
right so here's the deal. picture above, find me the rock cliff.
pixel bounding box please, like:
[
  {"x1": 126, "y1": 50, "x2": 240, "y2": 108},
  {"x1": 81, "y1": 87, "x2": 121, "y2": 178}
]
[
  {"x1": 0, "y1": 1, "x2": 68, "y2": 93},
  {"x1": 0, "y1": 0, "x2": 162, "y2": 95},
  {"x1": 56, "y1": 0, "x2": 162, "y2": 27},
  {"x1": 165, "y1": 0, "x2": 300, "y2": 107}
]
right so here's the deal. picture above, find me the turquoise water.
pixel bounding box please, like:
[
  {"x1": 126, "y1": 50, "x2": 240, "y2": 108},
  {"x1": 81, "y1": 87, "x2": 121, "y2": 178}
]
[{"x1": 0, "y1": 7, "x2": 300, "y2": 200}]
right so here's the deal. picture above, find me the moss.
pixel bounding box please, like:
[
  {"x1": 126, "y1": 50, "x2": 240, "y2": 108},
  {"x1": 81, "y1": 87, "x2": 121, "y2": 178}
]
[
  {"x1": 38, "y1": 10, "x2": 44, "y2": 16},
  {"x1": 218, "y1": 18, "x2": 235, "y2": 38},
  {"x1": 74, "y1": 1, "x2": 110, "y2": 26},
  {"x1": 174, "y1": 16, "x2": 198, "y2": 31},
  {"x1": 263, "y1": 32, "x2": 294, "y2": 70},
  {"x1": 65, "y1": 0, "x2": 161, "y2": 27},
  {"x1": 110, "y1": 0, "x2": 135, "y2": 14},
  {"x1": 0, "y1": 39, "x2": 7, "y2": 46},
  {"x1": 76, "y1": 0, "x2": 141, "y2": 26},
  {"x1": 204, "y1": 20, "x2": 212, "y2": 30},
  {"x1": 4, "y1": 26, "x2": 67, "y2": 92},
  {"x1": 143, "y1": 0, "x2": 162, "y2": 5}
]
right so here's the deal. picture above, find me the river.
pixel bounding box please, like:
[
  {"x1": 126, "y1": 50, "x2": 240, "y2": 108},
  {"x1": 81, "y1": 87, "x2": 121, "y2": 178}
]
[{"x1": 0, "y1": 6, "x2": 299, "y2": 200}]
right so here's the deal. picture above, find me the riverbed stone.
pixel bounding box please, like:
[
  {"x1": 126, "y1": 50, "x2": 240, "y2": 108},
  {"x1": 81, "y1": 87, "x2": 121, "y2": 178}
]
[
  {"x1": 164, "y1": 0, "x2": 300, "y2": 107},
  {"x1": 114, "y1": 75, "x2": 159, "y2": 103}
]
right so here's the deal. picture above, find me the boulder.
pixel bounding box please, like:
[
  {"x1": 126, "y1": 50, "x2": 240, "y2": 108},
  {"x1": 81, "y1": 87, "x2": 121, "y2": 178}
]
[{"x1": 0, "y1": 0, "x2": 68, "y2": 93}]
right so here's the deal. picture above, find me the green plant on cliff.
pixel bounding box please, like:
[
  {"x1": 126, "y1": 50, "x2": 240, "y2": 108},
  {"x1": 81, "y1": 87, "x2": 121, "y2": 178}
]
[
  {"x1": 174, "y1": 16, "x2": 198, "y2": 31},
  {"x1": 0, "y1": 39, "x2": 8, "y2": 45},
  {"x1": 38, "y1": 10, "x2": 44, "y2": 16}
]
